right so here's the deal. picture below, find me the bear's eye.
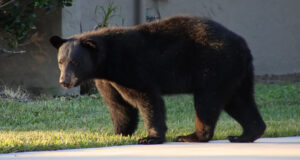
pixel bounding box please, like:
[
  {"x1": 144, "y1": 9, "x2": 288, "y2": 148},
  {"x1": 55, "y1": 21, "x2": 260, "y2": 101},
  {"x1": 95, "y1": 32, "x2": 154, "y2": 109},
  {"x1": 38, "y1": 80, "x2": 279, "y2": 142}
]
[{"x1": 71, "y1": 60, "x2": 79, "y2": 66}]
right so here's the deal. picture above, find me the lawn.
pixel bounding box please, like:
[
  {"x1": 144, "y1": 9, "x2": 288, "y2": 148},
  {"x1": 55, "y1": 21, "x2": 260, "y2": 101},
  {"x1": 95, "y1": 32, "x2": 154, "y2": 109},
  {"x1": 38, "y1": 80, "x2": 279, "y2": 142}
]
[{"x1": 0, "y1": 82, "x2": 300, "y2": 153}]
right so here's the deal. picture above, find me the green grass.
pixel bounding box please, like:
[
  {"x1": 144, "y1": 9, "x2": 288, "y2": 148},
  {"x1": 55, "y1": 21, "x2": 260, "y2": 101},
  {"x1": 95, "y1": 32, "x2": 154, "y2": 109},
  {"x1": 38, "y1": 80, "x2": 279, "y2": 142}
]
[{"x1": 0, "y1": 82, "x2": 300, "y2": 153}]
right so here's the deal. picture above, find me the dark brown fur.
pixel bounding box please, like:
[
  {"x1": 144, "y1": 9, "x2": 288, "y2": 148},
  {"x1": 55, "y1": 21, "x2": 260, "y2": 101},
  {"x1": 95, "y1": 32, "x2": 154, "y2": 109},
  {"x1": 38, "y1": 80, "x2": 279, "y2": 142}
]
[{"x1": 50, "y1": 16, "x2": 266, "y2": 144}]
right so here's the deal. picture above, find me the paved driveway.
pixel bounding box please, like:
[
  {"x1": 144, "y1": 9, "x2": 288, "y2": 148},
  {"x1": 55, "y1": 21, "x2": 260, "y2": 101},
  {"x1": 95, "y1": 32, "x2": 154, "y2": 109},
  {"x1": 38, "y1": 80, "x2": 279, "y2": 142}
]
[{"x1": 1, "y1": 137, "x2": 300, "y2": 160}]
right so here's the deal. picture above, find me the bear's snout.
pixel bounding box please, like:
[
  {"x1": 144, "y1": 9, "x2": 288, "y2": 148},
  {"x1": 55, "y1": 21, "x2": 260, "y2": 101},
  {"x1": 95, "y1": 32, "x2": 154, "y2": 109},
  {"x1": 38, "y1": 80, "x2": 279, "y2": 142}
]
[
  {"x1": 59, "y1": 72, "x2": 79, "y2": 88},
  {"x1": 59, "y1": 74, "x2": 72, "y2": 88},
  {"x1": 60, "y1": 79, "x2": 71, "y2": 88},
  {"x1": 60, "y1": 81, "x2": 69, "y2": 88}
]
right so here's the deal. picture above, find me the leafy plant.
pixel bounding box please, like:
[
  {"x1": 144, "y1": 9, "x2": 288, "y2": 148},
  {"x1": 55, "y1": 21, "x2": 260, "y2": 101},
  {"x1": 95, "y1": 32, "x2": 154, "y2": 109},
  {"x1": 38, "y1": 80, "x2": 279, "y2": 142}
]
[
  {"x1": 94, "y1": 1, "x2": 124, "y2": 29},
  {"x1": 0, "y1": 0, "x2": 73, "y2": 49},
  {"x1": 80, "y1": 1, "x2": 124, "y2": 95}
]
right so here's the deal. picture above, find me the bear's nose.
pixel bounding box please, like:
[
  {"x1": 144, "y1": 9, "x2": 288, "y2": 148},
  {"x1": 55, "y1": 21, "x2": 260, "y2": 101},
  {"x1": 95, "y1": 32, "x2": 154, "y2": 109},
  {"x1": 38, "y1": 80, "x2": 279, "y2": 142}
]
[
  {"x1": 60, "y1": 81, "x2": 70, "y2": 88},
  {"x1": 59, "y1": 78, "x2": 70, "y2": 88},
  {"x1": 59, "y1": 73, "x2": 71, "y2": 88}
]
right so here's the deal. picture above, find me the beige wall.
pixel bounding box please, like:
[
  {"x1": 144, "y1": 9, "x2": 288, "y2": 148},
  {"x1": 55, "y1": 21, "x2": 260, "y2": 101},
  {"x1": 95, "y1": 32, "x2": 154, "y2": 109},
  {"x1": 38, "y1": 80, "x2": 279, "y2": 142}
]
[
  {"x1": 143, "y1": 0, "x2": 300, "y2": 75},
  {"x1": 62, "y1": 0, "x2": 137, "y2": 37},
  {"x1": 63, "y1": 0, "x2": 300, "y2": 75}
]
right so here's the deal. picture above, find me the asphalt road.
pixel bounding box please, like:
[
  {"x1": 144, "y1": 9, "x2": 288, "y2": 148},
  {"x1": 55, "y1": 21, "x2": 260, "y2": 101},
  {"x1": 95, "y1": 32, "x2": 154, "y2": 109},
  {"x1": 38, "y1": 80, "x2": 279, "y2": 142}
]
[{"x1": 1, "y1": 137, "x2": 300, "y2": 160}]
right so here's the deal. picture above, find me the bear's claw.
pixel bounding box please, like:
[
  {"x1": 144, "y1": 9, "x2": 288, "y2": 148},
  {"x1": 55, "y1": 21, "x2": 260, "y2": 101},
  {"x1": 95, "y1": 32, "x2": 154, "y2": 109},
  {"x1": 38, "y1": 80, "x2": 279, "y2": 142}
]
[
  {"x1": 228, "y1": 135, "x2": 257, "y2": 143},
  {"x1": 138, "y1": 137, "x2": 165, "y2": 144}
]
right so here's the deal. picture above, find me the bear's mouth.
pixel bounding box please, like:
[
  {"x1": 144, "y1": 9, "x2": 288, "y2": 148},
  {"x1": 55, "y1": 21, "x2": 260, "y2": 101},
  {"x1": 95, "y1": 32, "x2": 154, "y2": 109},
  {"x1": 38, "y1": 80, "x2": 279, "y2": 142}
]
[
  {"x1": 60, "y1": 83, "x2": 73, "y2": 89},
  {"x1": 60, "y1": 80, "x2": 81, "y2": 89}
]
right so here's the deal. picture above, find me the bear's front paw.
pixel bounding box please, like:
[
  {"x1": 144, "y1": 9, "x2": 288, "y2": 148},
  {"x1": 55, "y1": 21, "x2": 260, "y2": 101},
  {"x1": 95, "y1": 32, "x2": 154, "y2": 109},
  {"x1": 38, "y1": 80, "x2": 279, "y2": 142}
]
[
  {"x1": 176, "y1": 133, "x2": 199, "y2": 142},
  {"x1": 138, "y1": 137, "x2": 165, "y2": 144}
]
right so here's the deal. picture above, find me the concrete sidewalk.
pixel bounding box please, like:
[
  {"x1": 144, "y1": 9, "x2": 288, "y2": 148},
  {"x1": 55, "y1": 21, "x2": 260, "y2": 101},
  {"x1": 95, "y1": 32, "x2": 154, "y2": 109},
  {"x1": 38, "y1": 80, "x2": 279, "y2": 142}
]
[{"x1": 1, "y1": 137, "x2": 300, "y2": 160}]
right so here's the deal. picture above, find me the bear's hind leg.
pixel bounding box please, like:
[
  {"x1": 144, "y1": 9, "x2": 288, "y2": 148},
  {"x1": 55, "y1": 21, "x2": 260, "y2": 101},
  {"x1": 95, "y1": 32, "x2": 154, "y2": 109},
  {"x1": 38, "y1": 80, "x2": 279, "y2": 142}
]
[
  {"x1": 177, "y1": 92, "x2": 222, "y2": 142},
  {"x1": 225, "y1": 91, "x2": 266, "y2": 142},
  {"x1": 95, "y1": 80, "x2": 139, "y2": 136}
]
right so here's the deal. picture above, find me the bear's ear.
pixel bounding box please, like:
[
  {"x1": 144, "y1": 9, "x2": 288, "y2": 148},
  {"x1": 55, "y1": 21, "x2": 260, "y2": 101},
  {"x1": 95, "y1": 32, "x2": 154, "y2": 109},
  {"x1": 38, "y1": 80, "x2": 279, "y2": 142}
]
[
  {"x1": 80, "y1": 39, "x2": 97, "y2": 50},
  {"x1": 49, "y1": 36, "x2": 67, "y2": 49}
]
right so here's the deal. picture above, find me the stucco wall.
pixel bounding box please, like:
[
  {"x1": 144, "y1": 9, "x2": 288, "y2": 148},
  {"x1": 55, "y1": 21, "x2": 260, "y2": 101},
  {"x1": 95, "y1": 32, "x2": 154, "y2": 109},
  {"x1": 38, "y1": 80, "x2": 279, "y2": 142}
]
[
  {"x1": 144, "y1": 0, "x2": 300, "y2": 75},
  {"x1": 62, "y1": 0, "x2": 136, "y2": 37},
  {"x1": 62, "y1": 0, "x2": 300, "y2": 75}
]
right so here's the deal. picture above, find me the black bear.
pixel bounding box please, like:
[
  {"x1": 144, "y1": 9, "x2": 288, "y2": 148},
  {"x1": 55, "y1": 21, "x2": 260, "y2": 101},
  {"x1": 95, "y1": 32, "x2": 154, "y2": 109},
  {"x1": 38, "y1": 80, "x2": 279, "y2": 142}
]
[{"x1": 50, "y1": 16, "x2": 266, "y2": 144}]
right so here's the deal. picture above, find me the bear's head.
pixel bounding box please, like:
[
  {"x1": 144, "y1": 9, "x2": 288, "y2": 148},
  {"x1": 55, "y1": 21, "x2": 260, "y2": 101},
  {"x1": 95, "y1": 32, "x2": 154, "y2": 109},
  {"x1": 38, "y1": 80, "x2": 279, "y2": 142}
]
[{"x1": 50, "y1": 36, "x2": 103, "y2": 88}]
